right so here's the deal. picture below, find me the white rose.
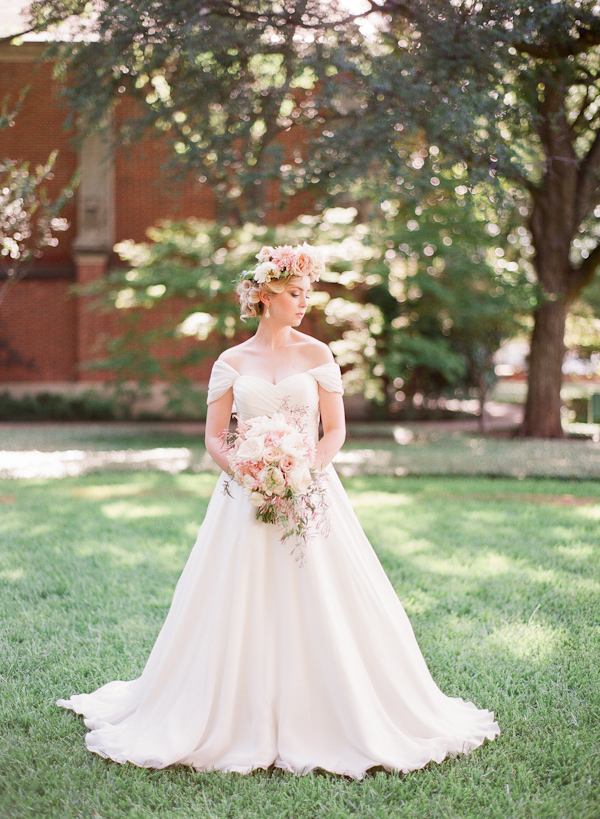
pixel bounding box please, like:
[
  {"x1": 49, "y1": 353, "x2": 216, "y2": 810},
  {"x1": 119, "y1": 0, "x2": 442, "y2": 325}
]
[
  {"x1": 280, "y1": 431, "x2": 307, "y2": 458},
  {"x1": 237, "y1": 436, "x2": 264, "y2": 461},
  {"x1": 310, "y1": 246, "x2": 326, "y2": 279},
  {"x1": 248, "y1": 490, "x2": 265, "y2": 507},
  {"x1": 287, "y1": 464, "x2": 312, "y2": 494},
  {"x1": 241, "y1": 474, "x2": 256, "y2": 491},
  {"x1": 263, "y1": 445, "x2": 284, "y2": 464},
  {"x1": 245, "y1": 418, "x2": 265, "y2": 437},
  {"x1": 268, "y1": 413, "x2": 288, "y2": 433},
  {"x1": 253, "y1": 261, "x2": 278, "y2": 283},
  {"x1": 257, "y1": 466, "x2": 286, "y2": 496}
]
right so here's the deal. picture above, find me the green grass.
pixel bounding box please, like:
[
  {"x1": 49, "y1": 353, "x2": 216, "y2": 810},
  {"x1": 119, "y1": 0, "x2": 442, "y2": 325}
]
[{"x1": 1, "y1": 473, "x2": 600, "y2": 819}]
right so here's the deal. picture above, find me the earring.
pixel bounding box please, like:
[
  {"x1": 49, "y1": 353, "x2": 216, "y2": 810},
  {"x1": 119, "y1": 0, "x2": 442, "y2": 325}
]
[{"x1": 265, "y1": 305, "x2": 270, "y2": 318}]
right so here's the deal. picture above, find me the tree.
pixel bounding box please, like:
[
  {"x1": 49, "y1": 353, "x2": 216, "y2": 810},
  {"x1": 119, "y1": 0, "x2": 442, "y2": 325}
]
[
  {"x1": 18, "y1": 0, "x2": 600, "y2": 436},
  {"x1": 320, "y1": 171, "x2": 529, "y2": 427},
  {"x1": 29, "y1": 0, "x2": 365, "y2": 224},
  {"x1": 0, "y1": 96, "x2": 72, "y2": 308},
  {"x1": 82, "y1": 187, "x2": 526, "y2": 425},
  {"x1": 358, "y1": 1, "x2": 600, "y2": 437},
  {"x1": 0, "y1": 94, "x2": 74, "y2": 368}
]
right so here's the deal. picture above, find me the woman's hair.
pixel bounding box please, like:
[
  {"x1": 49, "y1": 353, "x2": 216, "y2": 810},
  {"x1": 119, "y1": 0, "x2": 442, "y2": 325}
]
[{"x1": 236, "y1": 275, "x2": 306, "y2": 320}]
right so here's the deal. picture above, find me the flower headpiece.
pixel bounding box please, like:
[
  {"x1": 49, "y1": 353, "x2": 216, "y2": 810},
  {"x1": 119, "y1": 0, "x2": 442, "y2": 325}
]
[{"x1": 240, "y1": 243, "x2": 325, "y2": 285}]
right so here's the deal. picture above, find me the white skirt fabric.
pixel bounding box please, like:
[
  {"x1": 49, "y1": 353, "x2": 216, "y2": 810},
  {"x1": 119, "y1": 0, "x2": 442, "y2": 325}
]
[{"x1": 58, "y1": 466, "x2": 499, "y2": 778}]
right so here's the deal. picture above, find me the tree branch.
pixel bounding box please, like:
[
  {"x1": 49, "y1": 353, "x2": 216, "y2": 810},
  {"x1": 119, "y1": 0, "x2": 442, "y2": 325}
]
[{"x1": 512, "y1": 27, "x2": 600, "y2": 60}]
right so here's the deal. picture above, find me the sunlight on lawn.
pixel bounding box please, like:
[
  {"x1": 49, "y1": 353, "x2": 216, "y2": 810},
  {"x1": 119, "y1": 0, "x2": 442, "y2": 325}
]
[
  {"x1": 101, "y1": 501, "x2": 179, "y2": 520},
  {"x1": 489, "y1": 621, "x2": 564, "y2": 661},
  {"x1": 574, "y1": 505, "x2": 600, "y2": 520},
  {"x1": 72, "y1": 485, "x2": 147, "y2": 500},
  {"x1": 557, "y1": 543, "x2": 594, "y2": 559},
  {"x1": 78, "y1": 540, "x2": 190, "y2": 570},
  {"x1": 0, "y1": 567, "x2": 25, "y2": 581},
  {"x1": 346, "y1": 491, "x2": 413, "y2": 507},
  {"x1": 412, "y1": 550, "x2": 514, "y2": 579}
]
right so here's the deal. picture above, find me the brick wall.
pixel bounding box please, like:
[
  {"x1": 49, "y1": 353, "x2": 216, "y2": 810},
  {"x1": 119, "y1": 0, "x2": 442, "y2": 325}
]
[{"x1": 0, "y1": 278, "x2": 77, "y2": 381}]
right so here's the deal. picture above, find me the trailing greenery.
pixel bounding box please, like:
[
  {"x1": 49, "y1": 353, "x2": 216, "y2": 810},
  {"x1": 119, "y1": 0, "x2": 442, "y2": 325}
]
[{"x1": 0, "y1": 472, "x2": 599, "y2": 818}]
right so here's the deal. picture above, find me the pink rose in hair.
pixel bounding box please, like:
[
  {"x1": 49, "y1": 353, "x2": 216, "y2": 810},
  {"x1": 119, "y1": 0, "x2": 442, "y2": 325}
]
[
  {"x1": 256, "y1": 246, "x2": 275, "y2": 263},
  {"x1": 309, "y1": 245, "x2": 326, "y2": 278},
  {"x1": 292, "y1": 245, "x2": 316, "y2": 278},
  {"x1": 271, "y1": 245, "x2": 294, "y2": 272}
]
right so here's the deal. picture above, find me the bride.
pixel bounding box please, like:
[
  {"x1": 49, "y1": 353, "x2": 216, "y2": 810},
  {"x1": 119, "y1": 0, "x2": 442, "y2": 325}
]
[{"x1": 57, "y1": 243, "x2": 499, "y2": 778}]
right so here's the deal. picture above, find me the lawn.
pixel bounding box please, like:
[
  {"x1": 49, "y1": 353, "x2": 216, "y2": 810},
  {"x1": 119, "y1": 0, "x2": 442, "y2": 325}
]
[
  {"x1": 2, "y1": 421, "x2": 600, "y2": 479},
  {"x1": 1, "y1": 472, "x2": 599, "y2": 819}
]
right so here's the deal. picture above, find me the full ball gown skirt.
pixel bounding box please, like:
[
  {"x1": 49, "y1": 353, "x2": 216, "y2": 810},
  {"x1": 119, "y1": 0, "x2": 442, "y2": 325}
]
[{"x1": 57, "y1": 361, "x2": 499, "y2": 778}]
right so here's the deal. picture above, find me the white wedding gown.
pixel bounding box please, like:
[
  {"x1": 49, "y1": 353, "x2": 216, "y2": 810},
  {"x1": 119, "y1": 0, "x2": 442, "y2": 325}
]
[{"x1": 57, "y1": 361, "x2": 499, "y2": 778}]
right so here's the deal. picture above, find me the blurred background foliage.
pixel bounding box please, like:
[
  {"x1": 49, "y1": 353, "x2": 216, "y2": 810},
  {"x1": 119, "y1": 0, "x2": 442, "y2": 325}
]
[
  {"x1": 8, "y1": 0, "x2": 600, "y2": 432},
  {"x1": 81, "y1": 166, "x2": 533, "y2": 422}
]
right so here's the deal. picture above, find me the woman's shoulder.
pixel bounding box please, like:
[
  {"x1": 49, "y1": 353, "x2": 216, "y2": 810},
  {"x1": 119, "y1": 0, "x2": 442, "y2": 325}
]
[
  {"x1": 293, "y1": 332, "x2": 334, "y2": 368},
  {"x1": 217, "y1": 342, "x2": 253, "y2": 372}
]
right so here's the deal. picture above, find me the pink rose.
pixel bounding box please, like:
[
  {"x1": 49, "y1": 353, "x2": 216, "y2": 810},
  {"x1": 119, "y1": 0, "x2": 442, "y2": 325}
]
[
  {"x1": 256, "y1": 246, "x2": 275, "y2": 263},
  {"x1": 279, "y1": 454, "x2": 296, "y2": 472},
  {"x1": 271, "y1": 245, "x2": 294, "y2": 272},
  {"x1": 309, "y1": 246, "x2": 326, "y2": 279},
  {"x1": 291, "y1": 245, "x2": 315, "y2": 278}
]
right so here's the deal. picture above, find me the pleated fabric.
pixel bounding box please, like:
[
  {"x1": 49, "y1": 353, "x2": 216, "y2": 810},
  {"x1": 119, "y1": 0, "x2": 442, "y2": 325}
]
[{"x1": 57, "y1": 364, "x2": 499, "y2": 778}]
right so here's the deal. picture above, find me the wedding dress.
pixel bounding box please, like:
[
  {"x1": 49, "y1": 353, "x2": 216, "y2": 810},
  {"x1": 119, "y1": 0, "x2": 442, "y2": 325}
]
[{"x1": 57, "y1": 361, "x2": 499, "y2": 778}]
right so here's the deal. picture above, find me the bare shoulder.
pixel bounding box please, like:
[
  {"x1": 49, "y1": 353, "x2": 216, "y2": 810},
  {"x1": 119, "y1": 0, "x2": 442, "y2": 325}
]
[
  {"x1": 217, "y1": 340, "x2": 253, "y2": 371},
  {"x1": 294, "y1": 332, "x2": 334, "y2": 367}
]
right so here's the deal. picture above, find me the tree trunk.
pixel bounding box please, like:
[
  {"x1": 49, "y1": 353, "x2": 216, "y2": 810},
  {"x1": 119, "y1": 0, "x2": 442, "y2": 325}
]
[
  {"x1": 522, "y1": 298, "x2": 568, "y2": 438},
  {"x1": 477, "y1": 378, "x2": 488, "y2": 435}
]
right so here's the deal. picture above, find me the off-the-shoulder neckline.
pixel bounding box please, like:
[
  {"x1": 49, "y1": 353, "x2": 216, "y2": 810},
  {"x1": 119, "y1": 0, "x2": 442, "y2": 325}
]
[{"x1": 214, "y1": 359, "x2": 338, "y2": 387}]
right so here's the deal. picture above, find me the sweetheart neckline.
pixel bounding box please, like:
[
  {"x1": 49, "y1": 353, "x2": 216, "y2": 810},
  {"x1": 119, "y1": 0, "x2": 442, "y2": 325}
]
[{"x1": 235, "y1": 372, "x2": 315, "y2": 388}]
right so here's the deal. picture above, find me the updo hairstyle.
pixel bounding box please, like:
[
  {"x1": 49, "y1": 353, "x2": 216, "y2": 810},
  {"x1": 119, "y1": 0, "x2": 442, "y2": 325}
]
[{"x1": 236, "y1": 275, "x2": 305, "y2": 321}]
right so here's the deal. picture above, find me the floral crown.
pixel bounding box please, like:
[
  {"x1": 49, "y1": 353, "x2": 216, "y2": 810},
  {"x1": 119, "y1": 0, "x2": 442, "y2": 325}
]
[{"x1": 240, "y1": 243, "x2": 325, "y2": 285}]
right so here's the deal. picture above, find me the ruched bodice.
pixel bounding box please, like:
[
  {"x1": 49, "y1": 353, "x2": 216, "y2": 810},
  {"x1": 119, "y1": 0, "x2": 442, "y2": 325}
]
[{"x1": 207, "y1": 360, "x2": 344, "y2": 441}]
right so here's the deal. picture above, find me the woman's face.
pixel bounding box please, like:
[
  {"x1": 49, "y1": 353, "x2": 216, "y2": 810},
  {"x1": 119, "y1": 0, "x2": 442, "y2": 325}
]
[{"x1": 265, "y1": 276, "x2": 311, "y2": 326}]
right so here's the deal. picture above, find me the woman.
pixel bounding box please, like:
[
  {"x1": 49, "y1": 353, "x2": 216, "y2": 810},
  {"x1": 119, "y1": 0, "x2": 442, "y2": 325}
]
[{"x1": 58, "y1": 243, "x2": 499, "y2": 778}]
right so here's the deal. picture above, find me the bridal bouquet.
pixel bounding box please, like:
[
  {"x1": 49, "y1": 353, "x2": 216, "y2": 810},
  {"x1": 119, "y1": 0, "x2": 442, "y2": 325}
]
[{"x1": 222, "y1": 406, "x2": 329, "y2": 560}]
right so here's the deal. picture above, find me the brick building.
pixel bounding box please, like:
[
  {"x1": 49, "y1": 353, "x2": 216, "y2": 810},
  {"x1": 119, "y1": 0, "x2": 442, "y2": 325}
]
[{"x1": 0, "y1": 42, "x2": 312, "y2": 402}]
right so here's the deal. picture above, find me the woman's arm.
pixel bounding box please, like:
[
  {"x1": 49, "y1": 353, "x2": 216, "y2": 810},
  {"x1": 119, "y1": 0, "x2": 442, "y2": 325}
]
[
  {"x1": 314, "y1": 385, "x2": 346, "y2": 470},
  {"x1": 205, "y1": 388, "x2": 234, "y2": 474}
]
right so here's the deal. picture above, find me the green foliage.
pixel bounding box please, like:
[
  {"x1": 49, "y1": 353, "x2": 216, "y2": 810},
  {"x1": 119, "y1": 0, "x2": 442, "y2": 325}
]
[
  {"x1": 320, "y1": 176, "x2": 530, "y2": 413},
  {"x1": 81, "y1": 220, "x2": 323, "y2": 392},
  {"x1": 82, "y1": 203, "x2": 527, "y2": 416},
  {"x1": 0, "y1": 390, "x2": 123, "y2": 421}
]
